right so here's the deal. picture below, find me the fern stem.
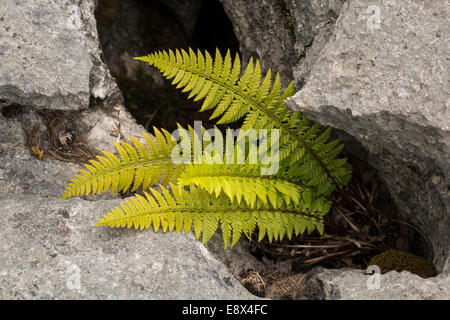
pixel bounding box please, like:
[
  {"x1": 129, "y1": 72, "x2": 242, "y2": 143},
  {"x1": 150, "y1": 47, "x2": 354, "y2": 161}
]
[
  {"x1": 98, "y1": 206, "x2": 323, "y2": 225},
  {"x1": 185, "y1": 170, "x2": 315, "y2": 192}
]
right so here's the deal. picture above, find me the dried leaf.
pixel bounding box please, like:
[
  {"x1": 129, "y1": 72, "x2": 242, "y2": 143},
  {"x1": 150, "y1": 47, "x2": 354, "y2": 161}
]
[
  {"x1": 58, "y1": 131, "x2": 73, "y2": 146},
  {"x1": 31, "y1": 146, "x2": 44, "y2": 160}
]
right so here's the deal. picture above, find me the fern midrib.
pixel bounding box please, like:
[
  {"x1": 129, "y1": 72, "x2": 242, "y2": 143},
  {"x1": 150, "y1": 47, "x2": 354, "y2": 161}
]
[
  {"x1": 183, "y1": 170, "x2": 314, "y2": 191},
  {"x1": 102, "y1": 205, "x2": 324, "y2": 224},
  {"x1": 163, "y1": 61, "x2": 339, "y2": 188}
]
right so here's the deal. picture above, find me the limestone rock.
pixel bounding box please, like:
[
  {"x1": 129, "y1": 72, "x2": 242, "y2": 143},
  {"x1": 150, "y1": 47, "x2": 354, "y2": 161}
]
[
  {"x1": 286, "y1": 0, "x2": 450, "y2": 268},
  {"x1": 0, "y1": 194, "x2": 256, "y2": 299},
  {"x1": 220, "y1": 0, "x2": 449, "y2": 296},
  {"x1": 0, "y1": 0, "x2": 119, "y2": 111},
  {"x1": 220, "y1": 0, "x2": 346, "y2": 86},
  {"x1": 206, "y1": 233, "x2": 266, "y2": 277}
]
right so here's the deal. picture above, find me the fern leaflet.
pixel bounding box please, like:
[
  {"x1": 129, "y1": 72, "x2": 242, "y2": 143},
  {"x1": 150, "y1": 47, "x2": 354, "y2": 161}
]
[
  {"x1": 178, "y1": 162, "x2": 331, "y2": 213},
  {"x1": 61, "y1": 127, "x2": 180, "y2": 199},
  {"x1": 95, "y1": 184, "x2": 327, "y2": 248}
]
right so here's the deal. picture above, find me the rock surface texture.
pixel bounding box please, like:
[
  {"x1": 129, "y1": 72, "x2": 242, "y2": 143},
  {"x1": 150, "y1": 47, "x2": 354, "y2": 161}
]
[
  {"x1": 294, "y1": 258, "x2": 450, "y2": 300},
  {"x1": 0, "y1": 0, "x2": 256, "y2": 299},
  {"x1": 0, "y1": 0, "x2": 120, "y2": 110}
]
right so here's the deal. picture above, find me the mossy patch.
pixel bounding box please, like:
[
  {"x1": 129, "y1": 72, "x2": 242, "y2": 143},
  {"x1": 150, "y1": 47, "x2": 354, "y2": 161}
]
[{"x1": 369, "y1": 249, "x2": 436, "y2": 278}]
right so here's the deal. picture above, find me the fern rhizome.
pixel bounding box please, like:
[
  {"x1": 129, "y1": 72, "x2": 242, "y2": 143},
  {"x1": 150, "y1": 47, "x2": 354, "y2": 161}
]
[{"x1": 62, "y1": 48, "x2": 352, "y2": 248}]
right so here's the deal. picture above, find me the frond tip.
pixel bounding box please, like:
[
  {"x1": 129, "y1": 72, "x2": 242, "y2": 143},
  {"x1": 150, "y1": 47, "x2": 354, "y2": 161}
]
[
  {"x1": 61, "y1": 127, "x2": 180, "y2": 199},
  {"x1": 95, "y1": 184, "x2": 327, "y2": 248}
]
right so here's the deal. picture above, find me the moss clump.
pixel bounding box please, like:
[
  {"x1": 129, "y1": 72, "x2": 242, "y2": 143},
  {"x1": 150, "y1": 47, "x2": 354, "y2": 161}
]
[{"x1": 369, "y1": 249, "x2": 436, "y2": 278}]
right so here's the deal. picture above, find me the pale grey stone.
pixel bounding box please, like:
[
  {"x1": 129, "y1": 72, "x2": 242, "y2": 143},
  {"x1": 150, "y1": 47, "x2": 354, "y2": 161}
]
[
  {"x1": 286, "y1": 0, "x2": 450, "y2": 269},
  {"x1": 0, "y1": 103, "x2": 145, "y2": 198},
  {"x1": 0, "y1": 0, "x2": 261, "y2": 300},
  {"x1": 297, "y1": 265, "x2": 450, "y2": 300},
  {"x1": 79, "y1": 104, "x2": 147, "y2": 154},
  {"x1": 3, "y1": 0, "x2": 448, "y2": 300},
  {"x1": 0, "y1": 0, "x2": 120, "y2": 111}
]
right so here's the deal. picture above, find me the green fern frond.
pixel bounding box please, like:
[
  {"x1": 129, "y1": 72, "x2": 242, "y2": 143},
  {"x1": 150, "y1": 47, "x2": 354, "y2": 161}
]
[
  {"x1": 177, "y1": 162, "x2": 331, "y2": 213},
  {"x1": 95, "y1": 184, "x2": 327, "y2": 248},
  {"x1": 61, "y1": 127, "x2": 181, "y2": 199},
  {"x1": 135, "y1": 49, "x2": 352, "y2": 196},
  {"x1": 60, "y1": 48, "x2": 353, "y2": 250}
]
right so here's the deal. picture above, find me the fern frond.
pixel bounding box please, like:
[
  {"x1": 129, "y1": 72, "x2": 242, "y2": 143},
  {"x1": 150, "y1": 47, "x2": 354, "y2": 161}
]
[
  {"x1": 177, "y1": 163, "x2": 331, "y2": 214},
  {"x1": 135, "y1": 49, "x2": 352, "y2": 196},
  {"x1": 61, "y1": 127, "x2": 180, "y2": 199},
  {"x1": 95, "y1": 184, "x2": 327, "y2": 248}
]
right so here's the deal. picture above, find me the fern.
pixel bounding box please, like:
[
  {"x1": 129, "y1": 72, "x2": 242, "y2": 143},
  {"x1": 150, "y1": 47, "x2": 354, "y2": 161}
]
[
  {"x1": 95, "y1": 184, "x2": 327, "y2": 248},
  {"x1": 178, "y1": 162, "x2": 330, "y2": 212},
  {"x1": 61, "y1": 127, "x2": 181, "y2": 199},
  {"x1": 135, "y1": 49, "x2": 352, "y2": 196},
  {"x1": 62, "y1": 48, "x2": 352, "y2": 248}
]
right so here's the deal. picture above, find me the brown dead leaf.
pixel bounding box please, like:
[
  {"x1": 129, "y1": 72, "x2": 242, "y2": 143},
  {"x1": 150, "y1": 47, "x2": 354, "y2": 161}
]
[
  {"x1": 110, "y1": 122, "x2": 121, "y2": 137},
  {"x1": 31, "y1": 146, "x2": 44, "y2": 160}
]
